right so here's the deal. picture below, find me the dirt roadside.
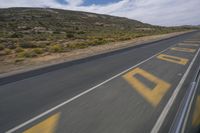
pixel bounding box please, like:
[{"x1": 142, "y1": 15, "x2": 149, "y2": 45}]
[{"x1": 0, "y1": 31, "x2": 194, "y2": 77}]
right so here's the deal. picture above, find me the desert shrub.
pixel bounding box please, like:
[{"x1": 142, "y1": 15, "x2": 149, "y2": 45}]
[
  {"x1": 6, "y1": 42, "x2": 17, "y2": 49},
  {"x1": 92, "y1": 39, "x2": 107, "y2": 46},
  {"x1": 15, "y1": 58, "x2": 25, "y2": 63},
  {"x1": 10, "y1": 32, "x2": 23, "y2": 38},
  {"x1": 53, "y1": 31, "x2": 60, "y2": 34},
  {"x1": 15, "y1": 47, "x2": 24, "y2": 53},
  {"x1": 77, "y1": 31, "x2": 85, "y2": 34},
  {"x1": 0, "y1": 44, "x2": 4, "y2": 51},
  {"x1": 106, "y1": 38, "x2": 116, "y2": 42},
  {"x1": 17, "y1": 52, "x2": 28, "y2": 58},
  {"x1": 97, "y1": 37, "x2": 103, "y2": 41},
  {"x1": 17, "y1": 50, "x2": 37, "y2": 58},
  {"x1": 67, "y1": 39, "x2": 108, "y2": 50},
  {"x1": 66, "y1": 33, "x2": 74, "y2": 38},
  {"x1": 33, "y1": 48, "x2": 45, "y2": 54},
  {"x1": 118, "y1": 36, "x2": 132, "y2": 41},
  {"x1": 0, "y1": 48, "x2": 11, "y2": 56},
  {"x1": 38, "y1": 37, "x2": 47, "y2": 41},
  {"x1": 75, "y1": 27, "x2": 79, "y2": 30},
  {"x1": 134, "y1": 34, "x2": 145, "y2": 38},
  {"x1": 19, "y1": 41, "x2": 37, "y2": 48},
  {"x1": 28, "y1": 50, "x2": 38, "y2": 57},
  {"x1": 49, "y1": 44, "x2": 63, "y2": 53},
  {"x1": 4, "y1": 49, "x2": 12, "y2": 54},
  {"x1": 67, "y1": 42, "x2": 88, "y2": 49}
]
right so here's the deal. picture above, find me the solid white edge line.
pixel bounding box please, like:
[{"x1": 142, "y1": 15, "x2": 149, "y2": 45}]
[
  {"x1": 151, "y1": 48, "x2": 200, "y2": 133},
  {"x1": 6, "y1": 43, "x2": 177, "y2": 133}
]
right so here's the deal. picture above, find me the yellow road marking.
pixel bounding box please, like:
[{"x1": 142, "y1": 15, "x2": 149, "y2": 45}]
[
  {"x1": 183, "y1": 41, "x2": 200, "y2": 43},
  {"x1": 24, "y1": 113, "x2": 60, "y2": 133},
  {"x1": 123, "y1": 68, "x2": 171, "y2": 106},
  {"x1": 193, "y1": 96, "x2": 200, "y2": 127},
  {"x1": 171, "y1": 47, "x2": 196, "y2": 53},
  {"x1": 178, "y1": 43, "x2": 199, "y2": 47},
  {"x1": 157, "y1": 54, "x2": 189, "y2": 65}
]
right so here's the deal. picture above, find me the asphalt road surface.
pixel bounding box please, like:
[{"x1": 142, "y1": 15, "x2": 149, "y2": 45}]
[{"x1": 0, "y1": 31, "x2": 200, "y2": 133}]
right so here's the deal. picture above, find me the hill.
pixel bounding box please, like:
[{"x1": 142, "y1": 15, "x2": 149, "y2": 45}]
[{"x1": 0, "y1": 7, "x2": 193, "y2": 59}]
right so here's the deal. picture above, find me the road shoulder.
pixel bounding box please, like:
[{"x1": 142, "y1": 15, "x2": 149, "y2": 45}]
[{"x1": 0, "y1": 31, "x2": 193, "y2": 78}]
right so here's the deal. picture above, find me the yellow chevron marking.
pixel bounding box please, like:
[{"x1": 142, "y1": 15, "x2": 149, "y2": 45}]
[
  {"x1": 157, "y1": 54, "x2": 189, "y2": 65},
  {"x1": 24, "y1": 113, "x2": 60, "y2": 133},
  {"x1": 123, "y1": 68, "x2": 171, "y2": 106},
  {"x1": 178, "y1": 43, "x2": 199, "y2": 47},
  {"x1": 171, "y1": 47, "x2": 196, "y2": 53}
]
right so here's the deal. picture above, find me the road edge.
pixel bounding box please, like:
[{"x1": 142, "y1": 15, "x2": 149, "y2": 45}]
[{"x1": 0, "y1": 31, "x2": 197, "y2": 84}]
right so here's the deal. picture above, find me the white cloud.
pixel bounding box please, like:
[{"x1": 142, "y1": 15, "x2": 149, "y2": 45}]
[
  {"x1": 0, "y1": 0, "x2": 199, "y2": 26},
  {"x1": 65, "y1": 0, "x2": 84, "y2": 6}
]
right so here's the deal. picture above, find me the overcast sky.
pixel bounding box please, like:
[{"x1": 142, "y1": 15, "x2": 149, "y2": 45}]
[{"x1": 0, "y1": 0, "x2": 199, "y2": 26}]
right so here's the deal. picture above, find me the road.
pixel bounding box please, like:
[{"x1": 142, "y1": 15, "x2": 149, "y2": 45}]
[{"x1": 0, "y1": 31, "x2": 200, "y2": 133}]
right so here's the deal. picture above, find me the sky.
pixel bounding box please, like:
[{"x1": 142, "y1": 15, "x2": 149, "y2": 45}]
[{"x1": 0, "y1": 0, "x2": 199, "y2": 26}]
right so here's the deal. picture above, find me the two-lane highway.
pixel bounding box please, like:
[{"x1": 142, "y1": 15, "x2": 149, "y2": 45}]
[{"x1": 0, "y1": 31, "x2": 200, "y2": 133}]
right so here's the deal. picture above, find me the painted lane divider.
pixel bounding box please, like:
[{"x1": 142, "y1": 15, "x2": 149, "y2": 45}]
[
  {"x1": 157, "y1": 54, "x2": 189, "y2": 65},
  {"x1": 123, "y1": 68, "x2": 171, "y2": 106},
  {"x1": 171, "y1": 47, "x2": 196, "y2": 53}
]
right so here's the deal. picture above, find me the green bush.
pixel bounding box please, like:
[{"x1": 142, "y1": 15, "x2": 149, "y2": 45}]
[{"x1": 49, "y1": 44, "x2": 63, "y2": 53}]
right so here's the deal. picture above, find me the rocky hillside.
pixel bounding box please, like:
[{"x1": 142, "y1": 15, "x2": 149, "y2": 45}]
[{"x1": 0, "y1": 7, "x2": 192, "y2": 59}]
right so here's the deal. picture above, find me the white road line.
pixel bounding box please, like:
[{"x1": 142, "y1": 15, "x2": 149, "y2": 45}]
[
  {"x1": 151, "y1": 48, "x2": 200, "y2": 133},
  {"x1": 6, "y1": 43, "x2": 177, "y2": 133}
]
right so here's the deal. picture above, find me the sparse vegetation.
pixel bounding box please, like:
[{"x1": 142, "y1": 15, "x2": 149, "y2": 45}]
[
  {"x1": 0, "y1": 7, "x2": 197, "y2": 61},
  {"x1": 33, "y1": 48, "x2": 45, "y2": 54},
  {"x1": 15, "y1": 47, "x2": 24, "y2": 53},
  {"x1": 49, "y1": 44, "x2": 63, "y2": 53},
  {"x1": 17, "y1": 50, "x2": 37, "y2": 58}
]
